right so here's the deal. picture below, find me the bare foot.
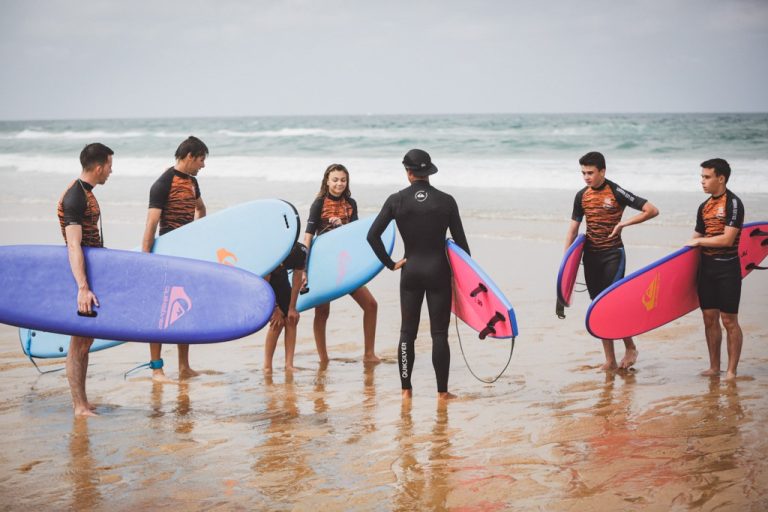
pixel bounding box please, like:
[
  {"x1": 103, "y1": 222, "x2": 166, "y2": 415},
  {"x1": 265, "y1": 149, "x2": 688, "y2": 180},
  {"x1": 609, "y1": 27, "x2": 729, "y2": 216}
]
[
  {"x1": 74, "y1": 405, "x2": 98, "y2": 417},
  {"x1": 285, "y1": 365, "x2": 301, "y2": 372},
  {"x1": 87, "y1": 402, "x2": 97, "y2": 411},
  {"x1": 363, "y1": 354, "x2": 381, "y2": 365},
  {"x1": 263, "y1": 366, "x2": 273, "y2": 375},
  {"x1": 438, "y1": 392, "x2": 457, "y2": 401},
  {"x1": 152, "y1": 370, "x2": 177, "y2": 384},
  {"x1": 179, "y1": 368, "x2": 200, "y2": 380},
  {"x1": 619, "y1": 349, "x2": 638, "y2": 369},
  {"x1": 402, "y1": 389, "x2": 413, "y2": 400},
  {"x1": 700, "y1": 368, "x2": 721, "y2": 377},
  {"x1": 600, "y1": 361, "x2": 618, "y2": 372},
  {"x1": 725, "y1": 371, "x2": 737, "y2": 381}
]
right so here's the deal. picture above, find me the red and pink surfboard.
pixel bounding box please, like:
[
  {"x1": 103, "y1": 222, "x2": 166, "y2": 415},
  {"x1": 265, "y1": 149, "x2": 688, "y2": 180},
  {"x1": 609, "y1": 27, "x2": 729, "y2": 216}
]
[
  {"x1": 586, "y1": 221, "x2": 768, "y2": 340},
  {"x1": 557, "y1": 234, "x2": 586, "y2": 308},
  {"x1": 446, "y1": 240, "x2": 518, "y2": 339}
]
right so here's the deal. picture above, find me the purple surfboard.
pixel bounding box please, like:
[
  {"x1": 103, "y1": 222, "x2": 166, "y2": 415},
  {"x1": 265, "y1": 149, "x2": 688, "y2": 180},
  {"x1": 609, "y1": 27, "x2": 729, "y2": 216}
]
[
  {"x1": 586, "y1": 221, "x2": 768, "y2": 340},
  {"x1": 0, "y1": 245, "x2": 274, "y2": 343}
]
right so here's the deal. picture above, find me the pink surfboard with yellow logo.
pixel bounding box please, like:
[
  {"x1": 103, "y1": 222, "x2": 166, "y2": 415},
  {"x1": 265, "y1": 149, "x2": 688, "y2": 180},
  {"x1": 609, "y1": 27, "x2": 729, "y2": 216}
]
[
  {"x1": 1, "y1": 245, "x2": 273, "y2": 343},
  {"x1": 586, "y1": 221, "x2": 768, "y2": 339}
]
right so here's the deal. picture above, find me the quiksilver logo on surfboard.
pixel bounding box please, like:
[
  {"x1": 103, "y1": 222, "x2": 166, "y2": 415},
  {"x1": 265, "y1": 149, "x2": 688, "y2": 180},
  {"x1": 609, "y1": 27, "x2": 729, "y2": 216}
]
[
  {"x1": 642, "y1": 272, "x2": 660, "y2": 311},
  {"x1": 159, "y1": 286, "x2": 192, "y2": 329},
  {"x1": 415, "y1": 190, "x2": 428, "y2": 202},
  {"x1": 217, "y1": 248, "x2": 238, "y2": 266}
]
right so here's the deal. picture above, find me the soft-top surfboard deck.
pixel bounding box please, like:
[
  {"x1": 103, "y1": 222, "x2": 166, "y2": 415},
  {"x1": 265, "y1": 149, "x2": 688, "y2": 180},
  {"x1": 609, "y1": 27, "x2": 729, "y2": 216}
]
[
  {"x1": 19, "y1": 199, "x2": 298, "y2": 358},
  {"x1": 296, "y1": 216, "x2": 395, "y2": 312},
  {"x1": 447, "y1": 239, "x2": 518, "y2": 339},
  {"x1": 557, "y1": 234, "x2": 586, "y2": 308},
  {"x1": 1, "y1": 245, "x2": 274, "y2": 343},
  {"x1": 586, "y1": 221, "x2": 768, "y2": 340}
]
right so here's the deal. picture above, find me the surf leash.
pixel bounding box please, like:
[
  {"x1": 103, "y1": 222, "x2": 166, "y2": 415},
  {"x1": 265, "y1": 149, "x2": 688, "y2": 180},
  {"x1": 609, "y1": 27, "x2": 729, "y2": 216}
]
[
  {"x1": 123, "y1": 358, "x2": 164, "y2": 379},
  {"x1": 26, "y1": 355, "x2": 65, "y2": 375},
  {"x1": 454, "y1": 314, "x2": 515, "y2": 384}
]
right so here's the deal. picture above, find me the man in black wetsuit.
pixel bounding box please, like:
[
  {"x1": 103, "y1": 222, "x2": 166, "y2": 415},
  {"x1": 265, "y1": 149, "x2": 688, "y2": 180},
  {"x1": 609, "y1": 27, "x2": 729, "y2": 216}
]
[{"x1": 367, "y1": 149, "x2": 470, "y2": 401}]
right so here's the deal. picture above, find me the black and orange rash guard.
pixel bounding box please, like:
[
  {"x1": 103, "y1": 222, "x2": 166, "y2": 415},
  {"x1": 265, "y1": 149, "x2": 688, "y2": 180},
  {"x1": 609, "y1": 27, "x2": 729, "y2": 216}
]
[
  {"x1": 305, "y1": 194, "x2": 358, "y2": 236},
  {"x1": 571, "y1": 179, "x2": 647, "y2": 252},
  {"x1": 149, "y1": 167, "x2": 201, "y2": 235},
  {"x1": 58, "y1": 180, "x2": 103, "y2": 247},
  {"x1": 695, "y1": 189, "x2": 744, "y2": 258}
]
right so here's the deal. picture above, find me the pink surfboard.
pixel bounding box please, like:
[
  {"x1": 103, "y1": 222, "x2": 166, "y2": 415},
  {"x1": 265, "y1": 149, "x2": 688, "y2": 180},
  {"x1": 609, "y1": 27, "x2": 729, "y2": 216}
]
[
  {"x1": 557, "y1": 234, "x2": 586, "y2": 307},
  {"x1": 586, "y1": 221, "x2": 768, "y2": 340},
  {"x1": 446, "y1": 240, "x2": 518, "y2": 339}
]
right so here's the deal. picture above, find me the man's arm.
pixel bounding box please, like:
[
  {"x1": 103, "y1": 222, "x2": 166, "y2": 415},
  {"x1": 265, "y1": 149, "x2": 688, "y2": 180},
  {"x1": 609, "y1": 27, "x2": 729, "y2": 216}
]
[
  {"x1": 195, "y1": 197, "x2": 206, "y2": 220},
  {"x1": 564, "y1": 219, "x2": 581, "y2": 252},
  {"x1": 688, "y1": 226, "x2": 739, "y2": 248},
  {"x1": 609, "y1": 201, "x2": 659, "y2": 238},
  {"x1": 141, "y1": 208, "x2": 162, "y2": 253},
  {"x1": 64, "y1": 224, "x2": 98, "y2": 314}
]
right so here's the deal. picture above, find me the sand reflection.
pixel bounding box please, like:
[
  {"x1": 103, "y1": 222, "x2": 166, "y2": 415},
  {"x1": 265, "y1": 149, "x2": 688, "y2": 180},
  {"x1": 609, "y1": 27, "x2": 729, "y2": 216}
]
[
  {"x1": 393, "y1": 402, "x2": 453, "y2": 510},
  {"x1": 67, "y1": 417, "x2": 101, "y2": 510}
]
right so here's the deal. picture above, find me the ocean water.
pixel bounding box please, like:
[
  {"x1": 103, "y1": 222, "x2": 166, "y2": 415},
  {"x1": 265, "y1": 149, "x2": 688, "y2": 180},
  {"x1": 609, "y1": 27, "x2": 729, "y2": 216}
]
[{"x1": 1, "y1": 113, "x2": 766, "y2": 192}]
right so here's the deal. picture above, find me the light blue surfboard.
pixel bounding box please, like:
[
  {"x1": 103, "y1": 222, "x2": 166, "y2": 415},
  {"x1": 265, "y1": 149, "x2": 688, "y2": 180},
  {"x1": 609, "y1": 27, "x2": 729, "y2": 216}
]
[
  {"x1": 296, "y1": 216, "x2": 396, "y2": 312},
  {"x1": 19, "y1": 199, "x2": 299, "y2": 359}
]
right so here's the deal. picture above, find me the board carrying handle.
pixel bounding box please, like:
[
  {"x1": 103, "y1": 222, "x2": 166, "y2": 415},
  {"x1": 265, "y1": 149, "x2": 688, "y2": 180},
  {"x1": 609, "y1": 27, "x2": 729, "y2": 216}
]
[
  {"x1": 77, "y1": 310, "x2": 98, "y2": 318},
  {"x1": 749, "y1": 229, "x2": 768, "y2": 238}
]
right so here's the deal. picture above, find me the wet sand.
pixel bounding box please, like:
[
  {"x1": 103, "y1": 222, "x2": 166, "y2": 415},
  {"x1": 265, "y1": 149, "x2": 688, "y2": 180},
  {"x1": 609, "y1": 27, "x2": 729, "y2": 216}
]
[{"x1": 1, "y1": 173, "x2": 767, "y2": 510}]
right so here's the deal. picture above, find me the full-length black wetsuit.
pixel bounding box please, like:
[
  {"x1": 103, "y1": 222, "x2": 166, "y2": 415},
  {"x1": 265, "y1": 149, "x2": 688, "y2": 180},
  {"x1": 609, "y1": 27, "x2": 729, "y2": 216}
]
[{"x1": 367, "y1": 181, "x2": 469, "y2": 392}]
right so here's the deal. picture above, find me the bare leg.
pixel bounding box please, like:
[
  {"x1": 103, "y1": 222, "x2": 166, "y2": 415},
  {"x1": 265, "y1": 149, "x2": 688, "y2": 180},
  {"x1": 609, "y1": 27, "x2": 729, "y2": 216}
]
[
  {"x1": 402, "y1": 389, "x2": 413, "y2": 400},
  {"x1": 619, "y1": 337, "x2": 638, "y2": 369},
  {"x1": 263, "y1": 323, "x2": 282, "y2": 374},
  {"x1": 284, "y1": 321, "x2": 298, "y2": 371},
  {"x1": 721, "y1": 312, "x2": 743, "y2": 380},
  {"x1": 351, "y1": 286, "x2": 380, "y2": 363},
  {"x1": 601, "y1": 339, "x2": 618, "y2": 371},
  {"x1": 178, "y1": 344, "x2": 199, "y2": 380},
  {"x1": 67, "y1": 336, "x2": 97, "y2": 417},
  {"x1": 150, "y1": 343, "x2": 174, "y2": 383},
  {"x1": 701, "y1": 309, "x2": 722, "y2": 376},
  {"x1": 313, "y1": 303, "x2": 330, "y2": 364}
]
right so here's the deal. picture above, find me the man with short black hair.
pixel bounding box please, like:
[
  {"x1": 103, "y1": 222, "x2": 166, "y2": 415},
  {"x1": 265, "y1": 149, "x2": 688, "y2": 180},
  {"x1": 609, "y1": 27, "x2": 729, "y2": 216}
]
[
  {"x1": 564, "y1": 151, "x2": 659, "y2": 371},
  {"x1": 58, "y1": 142, "x2": 114, "y2": 416},
  {"x1": 141, "y1": 136, "x2": 208, "y2": 382},
  {"x1": 687, "y1": 158, "x2": 745, "y2": 380}
]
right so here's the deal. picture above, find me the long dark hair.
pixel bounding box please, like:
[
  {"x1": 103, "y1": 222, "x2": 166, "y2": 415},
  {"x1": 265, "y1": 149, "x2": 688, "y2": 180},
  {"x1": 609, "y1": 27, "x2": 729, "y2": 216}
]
[{"x1": 316, "y1": 163, "x2": 351, "y2": 199}]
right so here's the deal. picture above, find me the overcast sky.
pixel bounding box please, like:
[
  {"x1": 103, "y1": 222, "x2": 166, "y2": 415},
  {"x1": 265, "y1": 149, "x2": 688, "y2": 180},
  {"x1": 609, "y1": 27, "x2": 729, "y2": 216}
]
[{"x1": 0, "y1": 0, "x2": 766, "y2": 120}]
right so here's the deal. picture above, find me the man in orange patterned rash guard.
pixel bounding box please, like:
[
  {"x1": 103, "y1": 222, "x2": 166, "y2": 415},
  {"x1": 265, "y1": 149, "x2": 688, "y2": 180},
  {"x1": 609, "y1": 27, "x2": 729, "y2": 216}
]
[
  {"x1": 141, "y1": 136, "x2": 208, "y2": 382},
  {"x1": 687, "y1": 158, "x2": 745, "y2": 381},
  {"x1": 58, "y1": 142, "x2": 114, "y2": 416},
  {"x1": 564, "y1": 151, "x2": 659, "y2": 372}
]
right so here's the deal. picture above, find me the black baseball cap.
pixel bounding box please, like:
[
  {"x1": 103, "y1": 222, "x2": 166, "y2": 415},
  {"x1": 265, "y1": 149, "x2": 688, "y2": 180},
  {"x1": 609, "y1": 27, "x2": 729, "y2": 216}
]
[{"x1": 402, "y1": 149, "x2": 437, "y2": 176}]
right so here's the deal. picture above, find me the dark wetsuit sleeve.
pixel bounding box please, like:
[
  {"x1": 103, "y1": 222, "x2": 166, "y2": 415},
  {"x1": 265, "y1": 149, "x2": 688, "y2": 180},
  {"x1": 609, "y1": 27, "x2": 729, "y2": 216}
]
[
  {"x1": 286, "y1": 242, "x2": 308, "y2": 271},
  {"x1": 695, "y1": 202, "x2": 705, "y2": 235},
  {"x1": 725, "y1": 192, "x2": 744, "y2": 228},
  {"x1": 611, "y1": 182, "x2": 647, "y2": 210},
  {"x1": 367, "y1": 194, "x2": 396, "y2": 270},
  {"x1": 148, "y1": 169, "x2": 174, "y2": 209},
  {"x1": 349, "y1": 197, "x2": 359, "y2": 222},
  {"x1": 305, "y1": 197, "x2": 323, "y2": 235},
  {"x1": 61, "y1": 184, "x2": 87, "y2": 226},
  {"x1": 448, "y1": 196, "x2": 470, "y2": 255},
  {"x1": 571, "y1": 188, "x2": 585, "y2": 222}
]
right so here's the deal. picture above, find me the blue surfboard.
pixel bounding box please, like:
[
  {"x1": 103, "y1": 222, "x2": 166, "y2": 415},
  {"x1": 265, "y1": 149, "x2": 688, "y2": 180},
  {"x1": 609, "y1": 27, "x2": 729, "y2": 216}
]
[
  {"x1": 19, "y1": 199, "x2": 298, "y2": 358},
  {"x1": 296, "y1": 216, "x2": 396, "y2": 312},
  {"x1": 1, "y1": 246, "x2": 274, "y2": 343}
]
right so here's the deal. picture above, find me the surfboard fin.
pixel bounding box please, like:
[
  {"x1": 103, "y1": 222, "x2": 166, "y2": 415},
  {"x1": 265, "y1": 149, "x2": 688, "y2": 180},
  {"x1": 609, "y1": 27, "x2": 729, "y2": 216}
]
[
  {"x1": 479, "y1": 312, "x2": 506, "y2": 340},
  {"x1": 746, "y1": 263, "x2": 767, "y2": 271},
  {"x1": 556, "y1": 300, "x2": 566, "y2": 319}
]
